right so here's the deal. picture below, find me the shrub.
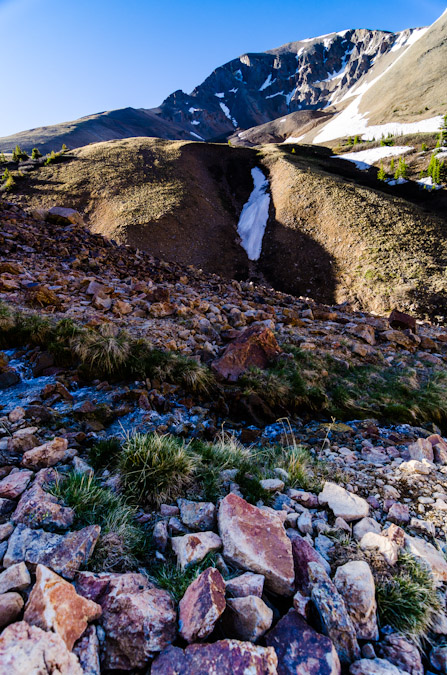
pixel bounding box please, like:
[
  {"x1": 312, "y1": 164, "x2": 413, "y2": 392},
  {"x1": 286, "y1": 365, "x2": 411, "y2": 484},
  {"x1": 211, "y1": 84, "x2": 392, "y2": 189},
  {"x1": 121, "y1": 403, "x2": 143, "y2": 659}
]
[
  {"x1": 421, "y1": 143, "x2": 428, "y2": 152},
  {"x1": 45, "y1": 150, "x2": 62, "y2": 165},
  {"x1": 278, "y1": 444, "x2": 315, "y2": 489},
  {"x1": 50, "y1": 471, "x2": 147, "y2": 571},
  {"x1": 72, "y1": 324, "x2": 131, "y2": 378},
  {"x1": 1, "y1": 168, "x2": 15, "y2": 191},
  {"x1": 12, "y1": 145, "x2": 28, "y2": 162},
  {"x1": 119, "y1": 432, "x2": 197, "y2": 506},
  {"x1": 48, "y1": 318, "x2": 85, "y2": 365},
  {"x1": 0, "y1": 152, "x2": 6, "y2": 163},
  {"x1": 31, "y1": 148, "x2": 42, "y2": 159},
  {"x1": 193, "y1": 433, "x2": 253, "y2": 500},
  {"x1": 376, "y1": 551, "x2": 442, "y2": 642},
  {"x1": 0, "y1": 302, "x2": 15, "y2": 336},
  {"x1": 377, "y1": 162, "x2": 386, "y2": 181},
  {"x1": 15, "y1": 313, "x2": 53, "y2": 346},
  {"x1": 394, "y1": 156, "x2": 408, "y2": 180}
]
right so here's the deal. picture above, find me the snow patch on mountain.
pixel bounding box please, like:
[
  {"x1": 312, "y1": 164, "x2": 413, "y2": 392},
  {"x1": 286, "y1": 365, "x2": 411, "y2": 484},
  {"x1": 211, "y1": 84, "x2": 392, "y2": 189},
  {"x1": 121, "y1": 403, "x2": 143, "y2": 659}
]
[
  {"x1": 334, "y1": 146, "x2": 414, "y2": 170},
  {"x1": 237, "y1": 167, "x2": 271, "y2": 261}
]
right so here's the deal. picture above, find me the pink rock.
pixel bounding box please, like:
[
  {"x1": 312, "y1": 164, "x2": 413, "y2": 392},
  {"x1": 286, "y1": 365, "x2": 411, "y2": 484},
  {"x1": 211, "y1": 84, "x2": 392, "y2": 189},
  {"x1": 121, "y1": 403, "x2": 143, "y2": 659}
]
[
  {"x1": 218, "y1": 493, "x2": 294, "y2": 596},
  {"x1": 408, "y1": 438, "x2": 434, "y2": 463},
  {"x1": 225, "y1": 572, "x2": 265, "y2": 598},
  {"x1": 212, "y1": 325, "x2": 281, "y2": 382},
  {"x1": 0, "y1": 469, "x2": 33, "y2": 499},
  {"x1": 22, "y1": 437, "x2": 75, "y2": 469},
  {"x1": 24, "y1": 564, "x2": 102, "y2": 650},
  {"x1": 179, "y1": 567, "x2": 226, "y2": 642},
  {"x1": 0, "y1": 621, "x2": 83, "y2": 674}
]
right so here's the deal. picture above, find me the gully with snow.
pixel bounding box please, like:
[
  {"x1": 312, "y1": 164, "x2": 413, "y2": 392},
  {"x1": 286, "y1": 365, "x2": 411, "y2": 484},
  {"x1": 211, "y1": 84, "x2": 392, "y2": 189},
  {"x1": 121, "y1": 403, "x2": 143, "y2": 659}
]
[{"x1": 236, "y1": 167, "x2": 270, "y2": 261}]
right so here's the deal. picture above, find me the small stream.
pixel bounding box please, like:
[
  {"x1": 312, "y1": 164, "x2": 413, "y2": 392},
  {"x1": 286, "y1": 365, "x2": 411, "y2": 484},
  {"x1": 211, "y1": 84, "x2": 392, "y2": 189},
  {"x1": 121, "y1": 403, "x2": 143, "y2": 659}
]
[{"x1": 237, "y1": 167, "x2": 271, "y2": 261}]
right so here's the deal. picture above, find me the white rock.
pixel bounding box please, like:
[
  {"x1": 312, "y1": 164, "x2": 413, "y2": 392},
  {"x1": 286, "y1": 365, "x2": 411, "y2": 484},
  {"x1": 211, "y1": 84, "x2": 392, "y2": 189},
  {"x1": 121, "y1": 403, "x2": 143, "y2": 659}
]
[
  {"x1": 319, "y1": 482, "x2": 369, "y2": 522},
  {"x1": 353, "y1": 517, "x2": 381, "y2": 541},
  {"x1": 334, "y1": 561, "x2": 378, "y2": 640},
  {"x1": 359, "y1": 532, "x2": 399, "y2": 565},
  {"x1": 405, "y1": 535, "x2": 447, "y2": 583}
]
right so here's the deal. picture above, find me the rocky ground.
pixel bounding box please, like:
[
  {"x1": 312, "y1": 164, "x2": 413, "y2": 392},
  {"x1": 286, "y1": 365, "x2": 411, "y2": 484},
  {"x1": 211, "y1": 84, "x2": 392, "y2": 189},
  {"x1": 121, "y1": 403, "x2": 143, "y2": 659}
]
[{"x1": 2, "y1": 201, "x2": 447, "y2": 673}]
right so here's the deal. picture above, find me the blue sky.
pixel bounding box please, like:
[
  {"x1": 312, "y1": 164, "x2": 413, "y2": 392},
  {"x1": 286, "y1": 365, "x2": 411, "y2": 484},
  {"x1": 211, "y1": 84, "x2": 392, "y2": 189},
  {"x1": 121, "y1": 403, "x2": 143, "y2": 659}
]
[{"x1": 1, "y1": 0, "x2": 445, "y2": 137}]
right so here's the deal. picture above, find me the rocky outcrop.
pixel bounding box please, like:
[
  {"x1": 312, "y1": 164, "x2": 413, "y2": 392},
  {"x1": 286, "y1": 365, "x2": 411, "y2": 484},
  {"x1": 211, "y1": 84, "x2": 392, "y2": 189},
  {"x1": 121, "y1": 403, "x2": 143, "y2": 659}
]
[{"x1": 212, "y1": 325, "x2": 281, "y2": 381}]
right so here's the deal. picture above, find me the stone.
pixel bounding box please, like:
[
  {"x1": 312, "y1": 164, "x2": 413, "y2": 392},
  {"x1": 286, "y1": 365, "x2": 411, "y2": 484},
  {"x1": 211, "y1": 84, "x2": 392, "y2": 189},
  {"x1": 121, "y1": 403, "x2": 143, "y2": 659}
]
[
  {"x1": 292, "y1": 533, "x2": 331, "y2": 593},
  {"x1": 22, "y1": 437, "x2": 75, "y2": 469},
  {"x1": 179, "y1": 567, "x2": 226, "y2": 643},
  {"x1": 318, "y1": 482, "x2": 369, "y2": 522},
  {"x1": 353, "y1": 517, "x2": 382, "y2": 541},
  {"x1": 265, "y1": 608, "x2": 341, "y2": 675},
  {"x1": 408, "y1": 438, "x2": 434, "y2": 463},
  {"x1": 24, "y1": 565, "x2": 102, "y2": 650},
  {"x1": 293, "y1": 590, "x2": 312, "y2": 619},
  {"x1": 0, "y1": 497, "x2": 16, "y2": 523},
  {"x1": 387, "y1": 502, "x2": 410, "y2": 525},
  {"x1": 0, "y1": 469, "x2": 33, "y2": 499},
  {"x1": 0, "y1": 621, "x2": 82, "y2": 674},
  {"x1": 350, "y1": 657, "x2": 408, "y2": 674},
  {"x1": 349, "y1": 323, "x2": 376, "y2": 345},
  {"x1": 8, "y1": 406, "x2": 25, "y2": 423},
  {"x1": 4, "y1": 524, "x2": 100, "y2": 579},
  {"x1": 377, "y1": 634, "x2": 423, "y2": 675},
  {"x1": 218, "y1": 493, "x2": 294, "y2": 595},
  {"x1": 384, "y1": 524, "x2": 405, "y2": 547},
  {"x1": 178, "y1": 498, "x2": 216, "y2": 531},
  {"x1": 405, "y1": 535, "x2": 447, "y2": 582},
  {"x1": 399, "y1": 459, "x2": 431, "y2": 475},
  {"x1": 211, "y1": 325, "x2": 281, "y2": 381},
  {"x1": 389, "y1": 309, "x2": 417, "y2": 332},
  {"x1": 360, "y1": 532, "x2": 399, "y2": 565},
  {"x1": 260, "y1": 478, "x2": 285, "y2": 492},
  {"x1": 13, "y1": 469, "x2": 75, "y2": 530},
  {"x1": 226, "y1": 595, "x2": 273, "y2": 642},
  {"x1": 171, "y1": 531, "x2": 222, "y2": 570},
  {"x1": 151, "y1": 640, "x2": 278, "y2": 674},
  {"x1": 225, "y1": 572, "x2": 264, "y2": 598},
  {"x1": 76, "y1": 571, "x2": 176, "y2": 670},
  {"x1": 153, "y1": 519, "x2": 169, "y2": 552},
  {"x1": 47, "y1": 206, "x2": 85, "y2": 226},
  {"x1": 308, "y1": 562, "x2": 360, "y2": 665},
  {"x1": 297, "y1": 510, "x2": 313, "y2": 534},
  {"x1": 430, "y1": 646, "x2": 447, "y2": 672},
  {"x1": 0, "y1": 561, "x2": 31, "y2": 593},
  {"x1": 73, "y1": 625, "x2": 100, "y2": 675},
  {"x1": 334, "y1": 561, "x2": 378, "y2": 640},
  {"x1": 0, "y1": 592, "x2": 24, "y2": 628},
  {"x1": 0, "y1": 521, "x2": 14, "y2": 541}
]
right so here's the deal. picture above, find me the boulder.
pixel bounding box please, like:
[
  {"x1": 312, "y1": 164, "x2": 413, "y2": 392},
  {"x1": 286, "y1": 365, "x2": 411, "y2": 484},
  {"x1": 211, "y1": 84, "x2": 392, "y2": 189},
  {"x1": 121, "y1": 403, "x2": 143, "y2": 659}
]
[
  {"x1": 171, "y1": 531, "x2": 222, "y2": 570},
  {"x1": 75, "y1": 571, "x2": 176, "y2": 670},
  {"x1": 225, "y1": 572, "x2": 264, "y2": 598},
  {"x1": 218, "y1": 493, "x2": 294, "y2": 595},
  {"x1": 333, "y1": 561, "x2": 378, "y2": 640},
  {"x1": 13, "y1": 469, "x2": 75, "y2": 530},
  {"x1": 4, "y1": 524, "x2": 100, "y2": 579},
  {"x1": 0, "y1": 469, "x2": 33, "y2": 499},
  {"x1": 179, "y1": 567, "x2": 226, "y2": 643},
  {"x1": 0, "y1": 621, "x2": 82, "y2": 674},
  {"x1": 359, "y1": 532, "x2": 399, "y2": 565},
  {"x1": 226, "y1": 595, "x2": 273, "y2": 642},
  {"x1": 377, "y1": 634, "x2": 423, "y2": 675},
  {"x1": 265, "y1": 608, "x2": 340, "y2": 675},
  {"x1": 151, "y1": 640, "x2": 278, "y2": 674},
  {"x1": 22, "y1": 437, "x2": 75, "y2": 469},
  {"x1": 24, "y1": 565, "x2": 102, "y2": 650},
  {"x1": 388, "y1": 309, "x2": 417, "y2": 332},
  {"x1": 405, "y1": 535, "x2": 447, "y2": 583},
  {"x1": 292, "y1": 533, "x2": 331, "y2": 593},
  {"x1": 178, "y1": 498, "x2": 216, "y2": 531},
  {"x1": 318, "y1": 482, "x2": 369, "y2": 522},
  {"x1": 408, "y1": 438, "x2": 434, "y2": 463},
  {"x1": 0, "y1": 562, "x2": 31, "y2": 594},
  {"x1": 0, "y1": 592, "x2": 24, "y2": 628},
  {"x1": 387, "y1": 503, "x2": 410, "y2": 525},
  {"x1": 350, "y1": 657, "x2": 408, "y2": 674},
  {"x1": 0, "y1": 497, "x2": 16, "y2": 523},
  {"x1": 308, "y1": 562, "x2": 360, "y2": 665},
  {"x1": 353, "y1": 517, "x2": 381, "y2": 541},
  {"x1": 47, "y1": 207, "x2": 85, "y2": 227},
  {"x1": 211, "y1": 325, "x2": 281, "y2": 381}
]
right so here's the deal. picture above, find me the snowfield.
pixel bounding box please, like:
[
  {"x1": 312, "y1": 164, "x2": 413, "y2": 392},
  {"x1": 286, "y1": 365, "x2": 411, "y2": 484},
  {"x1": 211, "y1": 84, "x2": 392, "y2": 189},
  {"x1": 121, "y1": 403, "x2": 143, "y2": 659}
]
[
  {"x1": 333, "y1": 146, "x2": 414, "y2": 170},
  {"x1": 237, "y1": 167, "x2": 271, "y2": 261}
]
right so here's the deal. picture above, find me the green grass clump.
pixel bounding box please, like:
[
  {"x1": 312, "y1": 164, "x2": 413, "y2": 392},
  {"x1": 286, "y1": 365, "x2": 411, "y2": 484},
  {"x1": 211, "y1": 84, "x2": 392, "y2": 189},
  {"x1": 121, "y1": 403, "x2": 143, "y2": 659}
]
[
  {"x1": 119, "y1": 432, "x2": 197, "y2": 506},
  {"x1": 278, "y1": 445, "x2": 315, "y2": 489},
  {"x1": 50, "y1": 471, "x2": 147, "y2": 571},
  {"x1": 149, "y1": 552, "x2": 225, "y2": 603},
  {"x1": 89, "y1": 437, "x2": 122, "y2": 471},
  {"x1": 376, "y1": 551, "x2": 442, "y2": 642},
  {"x1": 72, "y1": 324, "x2": 131, "y2": 378}
]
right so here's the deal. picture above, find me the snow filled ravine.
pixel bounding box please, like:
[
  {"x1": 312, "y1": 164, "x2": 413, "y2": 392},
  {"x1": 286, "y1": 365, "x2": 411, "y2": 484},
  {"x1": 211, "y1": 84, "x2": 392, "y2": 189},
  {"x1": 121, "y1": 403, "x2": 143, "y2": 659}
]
[{"x1": 237, "y1": 167, "x2": 271, "y2": 261}]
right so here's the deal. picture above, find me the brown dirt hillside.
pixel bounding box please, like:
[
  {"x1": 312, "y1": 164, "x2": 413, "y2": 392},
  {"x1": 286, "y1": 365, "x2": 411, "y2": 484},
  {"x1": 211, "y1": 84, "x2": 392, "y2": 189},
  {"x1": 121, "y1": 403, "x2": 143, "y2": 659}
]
[
  {"x1": 12, "y1": 137, "x2": 256, "y2": 280},
  {"x1": 258, "y1": 145, "x2": 447, "y2": 317},
  {"x1": 10, "y1": 137, "x2": 447, "y2": 320}
]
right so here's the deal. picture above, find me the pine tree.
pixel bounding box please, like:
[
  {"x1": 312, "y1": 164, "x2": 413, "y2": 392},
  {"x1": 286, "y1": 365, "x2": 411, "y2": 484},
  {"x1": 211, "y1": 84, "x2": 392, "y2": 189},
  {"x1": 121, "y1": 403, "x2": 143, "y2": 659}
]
[
  {"x1": 390, "y1": 158, "x2": 395, "y2": 173},
  {"x1": 61, "y1": 143, "x2": 68, "y2": 151},
  {"x1": 12, "y1": 145, "x2": 28, "y2": 162},
  {"x1": 31, "y1": 148, "x2": 42, "y2": 159},
  {"x1": 377, "y1": 162, "x2": 386, "y2": 181},
  {"x1": 0, "y1": 152, "x2": 6, "y2": 163},
  {"x1": 353, "y1": 135, "x2": 360, "y2": 145}
]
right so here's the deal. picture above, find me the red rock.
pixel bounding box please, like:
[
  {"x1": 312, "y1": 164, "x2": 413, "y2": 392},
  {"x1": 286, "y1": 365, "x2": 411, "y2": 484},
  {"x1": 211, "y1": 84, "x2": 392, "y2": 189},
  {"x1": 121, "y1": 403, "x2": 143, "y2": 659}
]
[
  {"x1": 266, "y1": 608, "x2": 340, "y2": 674},
  {"x1": 179, "y1": 567, "x2": 226, "y2": 642},
  {"x1": 0, "y1": 621, "x2": 83, "y2": 674},
  {"x1": 171, "y1": 531, "x2": 222, "y2": 570},
  {"x1": 389, "y1": 309, "x2": 417, "y2": 333},
  {"x1": 24, "y1": 565, "x2": 101, "y2": 650},
  {"x1": 292, "y1": 533, "x2": 331, "y2": 593},
  {"x1": 75, "y1": 571, "x2": 176, "y2": 670},
  {"x1": 212, "y1": 325, "x2": 281, "y2": 381},
  {"x1": 225, "y1": 572, "x2": 265, "y2": 598},
  {"x1": 151, "y1": 640, "x2": 278, "y2": 674},
  {"x1": 22, "y1": 437, "x2": 75, "y2": 469},
  {"x1": 218, "y1": 493, "x2": 294, "y2": 595},
  {"x1": 12, "y1": 469, "x2": 75, "y2": 530}
]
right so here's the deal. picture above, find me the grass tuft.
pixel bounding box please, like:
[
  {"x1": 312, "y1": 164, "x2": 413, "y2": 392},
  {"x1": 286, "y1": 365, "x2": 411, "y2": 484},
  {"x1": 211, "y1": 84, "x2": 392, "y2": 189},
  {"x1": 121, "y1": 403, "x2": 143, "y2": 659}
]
[
  {"x1": 119, "y1": 432, "x2": 197, "y2": 506},
  {"x1": 149, "y1": 552, "x2": 225, "y2": 603},
  {"x1": 72, "y1": 324, "x2": 131, "y2": 378},
  {"x1": 88, "y1": 436, "x2": 122, "y2": 471}
]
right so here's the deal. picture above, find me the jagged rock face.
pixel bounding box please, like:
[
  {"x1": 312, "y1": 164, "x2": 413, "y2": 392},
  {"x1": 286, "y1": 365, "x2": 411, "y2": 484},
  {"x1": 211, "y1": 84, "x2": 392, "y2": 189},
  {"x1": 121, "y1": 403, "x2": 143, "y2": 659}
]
[{"x1": 157, "y1": 29, "x2": 404, "y2": 139}]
